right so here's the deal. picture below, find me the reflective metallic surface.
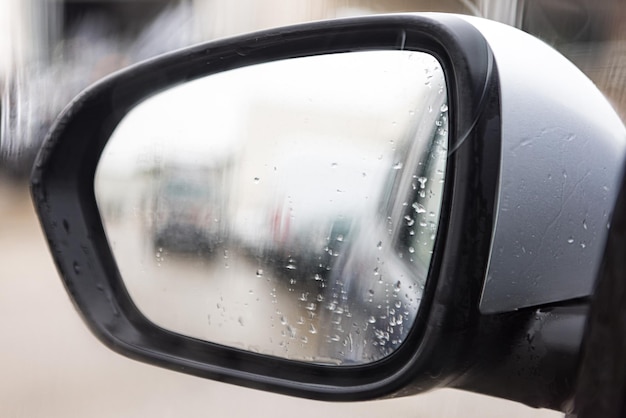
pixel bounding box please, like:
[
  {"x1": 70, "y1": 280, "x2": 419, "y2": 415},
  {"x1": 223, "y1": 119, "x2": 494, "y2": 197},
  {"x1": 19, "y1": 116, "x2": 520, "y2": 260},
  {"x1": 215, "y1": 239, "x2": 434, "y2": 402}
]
[{"x1": 95, "y1": 50, "x2": 448, "y2": 365}]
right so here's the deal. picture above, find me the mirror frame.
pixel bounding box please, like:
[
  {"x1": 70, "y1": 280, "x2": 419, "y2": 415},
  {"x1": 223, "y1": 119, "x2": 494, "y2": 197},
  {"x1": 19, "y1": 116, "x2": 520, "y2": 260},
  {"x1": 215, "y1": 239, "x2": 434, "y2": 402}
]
[{"x1": 32, "y1": 13, "x2": 507, "y2": 402}]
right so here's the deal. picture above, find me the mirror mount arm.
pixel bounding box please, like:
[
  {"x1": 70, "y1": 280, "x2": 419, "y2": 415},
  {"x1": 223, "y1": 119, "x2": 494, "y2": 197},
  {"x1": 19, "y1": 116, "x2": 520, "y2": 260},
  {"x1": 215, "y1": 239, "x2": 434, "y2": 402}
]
[{"x1": 451, "y1": 303, "x2": 587, "y2": 411}]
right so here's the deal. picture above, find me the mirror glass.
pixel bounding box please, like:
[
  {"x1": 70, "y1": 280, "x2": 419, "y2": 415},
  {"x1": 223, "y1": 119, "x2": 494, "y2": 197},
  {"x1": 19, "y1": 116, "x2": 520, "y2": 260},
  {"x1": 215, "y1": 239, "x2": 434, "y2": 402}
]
[{"x1": 95, "y1": 50, "x2": 448, "y2": 365}]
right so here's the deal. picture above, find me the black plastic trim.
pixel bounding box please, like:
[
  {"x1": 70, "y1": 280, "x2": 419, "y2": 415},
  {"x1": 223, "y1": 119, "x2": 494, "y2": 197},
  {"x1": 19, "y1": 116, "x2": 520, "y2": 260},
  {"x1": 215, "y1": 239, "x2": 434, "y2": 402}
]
[{"x1": 30, "y1": 13, "x2": 576, "y2": 408}]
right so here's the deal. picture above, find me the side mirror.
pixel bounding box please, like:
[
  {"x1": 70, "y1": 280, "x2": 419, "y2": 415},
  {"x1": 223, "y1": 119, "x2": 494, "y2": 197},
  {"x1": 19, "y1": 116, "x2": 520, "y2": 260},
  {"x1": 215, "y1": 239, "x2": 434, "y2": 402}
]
[{"x1": 31, "y1": 13, "x2": 626, "y2": 412}]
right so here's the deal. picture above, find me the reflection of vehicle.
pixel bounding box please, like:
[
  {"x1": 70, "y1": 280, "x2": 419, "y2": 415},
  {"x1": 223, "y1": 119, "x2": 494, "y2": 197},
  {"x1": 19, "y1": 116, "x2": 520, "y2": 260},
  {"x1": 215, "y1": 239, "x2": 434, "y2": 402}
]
[
  {"x1": 320, "y1": 109, "x2": 448, "y2": 363},
  {"x1": 151, "y1": 167, "x2": 227, "y2": 253}
]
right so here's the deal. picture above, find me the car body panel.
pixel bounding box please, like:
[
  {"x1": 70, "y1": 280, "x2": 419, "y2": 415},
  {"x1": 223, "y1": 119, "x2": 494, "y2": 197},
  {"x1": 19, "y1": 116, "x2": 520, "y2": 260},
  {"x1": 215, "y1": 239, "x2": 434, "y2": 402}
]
[{"x1": 461, "y1": 16, "x2": 626, "y2": 313}]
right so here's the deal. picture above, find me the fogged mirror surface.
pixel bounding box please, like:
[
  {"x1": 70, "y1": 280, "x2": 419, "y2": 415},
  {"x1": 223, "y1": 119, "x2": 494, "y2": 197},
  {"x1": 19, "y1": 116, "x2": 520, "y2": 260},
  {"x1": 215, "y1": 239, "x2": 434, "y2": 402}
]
[{"x1": 95, "y1": 50, "x2": 448, "y2": 365}]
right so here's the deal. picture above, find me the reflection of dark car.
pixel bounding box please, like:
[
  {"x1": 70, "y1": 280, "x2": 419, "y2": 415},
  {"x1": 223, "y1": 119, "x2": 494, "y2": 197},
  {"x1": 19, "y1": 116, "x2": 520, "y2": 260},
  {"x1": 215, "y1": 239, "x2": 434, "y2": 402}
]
[
  {"x1": 261, "y1": 213, "x2": 354, "y2": 279},
  {"x1": 151, "y1": 170, "x2": 226, "y2": 253}
]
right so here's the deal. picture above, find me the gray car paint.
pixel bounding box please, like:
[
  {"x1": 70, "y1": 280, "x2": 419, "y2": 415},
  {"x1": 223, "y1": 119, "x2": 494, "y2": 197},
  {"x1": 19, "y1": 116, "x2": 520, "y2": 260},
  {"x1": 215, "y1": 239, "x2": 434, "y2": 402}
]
[{"x1": 460, "y1": 16, "x2": 626, "y2": 313}]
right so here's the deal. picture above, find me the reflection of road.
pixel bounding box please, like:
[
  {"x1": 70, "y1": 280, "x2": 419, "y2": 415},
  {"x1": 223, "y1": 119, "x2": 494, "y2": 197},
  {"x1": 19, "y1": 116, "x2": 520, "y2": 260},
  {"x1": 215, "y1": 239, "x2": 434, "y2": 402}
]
[
  {"x1": 0, "y1": 179, "x2": 562, "y2": 417},
  {"x1": 107, "y1": 217, "x2": 422, "y2": 365}
]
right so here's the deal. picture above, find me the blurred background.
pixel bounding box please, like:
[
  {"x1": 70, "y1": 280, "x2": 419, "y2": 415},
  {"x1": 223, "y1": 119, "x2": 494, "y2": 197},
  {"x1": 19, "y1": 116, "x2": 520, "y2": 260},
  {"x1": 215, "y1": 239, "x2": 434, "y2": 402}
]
[
  {"x1": 0, "y1": 1, "x2": 624, "y2": 417},
  {"x1": 1, "y1": 0, "x2": 625, "y2": 178}
]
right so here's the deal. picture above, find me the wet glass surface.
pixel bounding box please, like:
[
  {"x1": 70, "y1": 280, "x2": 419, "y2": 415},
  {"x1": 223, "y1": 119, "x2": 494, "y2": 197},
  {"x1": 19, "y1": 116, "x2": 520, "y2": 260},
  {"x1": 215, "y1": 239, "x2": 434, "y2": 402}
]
[{"x1": 95, "y1": 50, "x2": 448, "y2": 365}]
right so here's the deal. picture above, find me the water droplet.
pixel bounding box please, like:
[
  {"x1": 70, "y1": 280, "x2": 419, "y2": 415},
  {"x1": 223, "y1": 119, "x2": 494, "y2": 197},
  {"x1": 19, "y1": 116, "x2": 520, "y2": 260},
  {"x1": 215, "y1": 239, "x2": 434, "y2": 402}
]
[
  {"x1": 253, "y1": 177, "x2": 260, "y2": 184},
  {"x1": 286, "y1": 264, "x2": 296, "y2": 270},
  {"x1": 408, "y1": 247, "x2": 415, "y2": 254},
  {"x1": 412, "y1": 202, "x2": 426, "y2": 213},
  {"x1": 583, "y1": 220, "x2": 588, "y2": 230},
  {"x1": 73, "y1": 262, "x2": 80, "y2": 275},
  {"x1": 336, "y1": 234, "x2": 344, "y2": 242},
  {"x1": 440, "y1": 104, "x2": 448, "y2": 112},
  {"x1": 368, "y1": 316, "x2": 376, "y2": 324},
  {"x1": 393, "y1": 162, "x2": 403, "y2": 170},
  {"x1": 580, "y1": 242, "x2": 587, "y2": 249},
  {"x1": 256, "y1": 269, "x2": 264, "y2": 277},
  {"x1": 309, "y1": 324, "x2": 317, "y2": 334},
  {"x1": 377, "y1": 241, "x2": 383, "y2": 250},
  {"x1": 567, "y1": 237, "x2": 574, "y2": 244},
  {"x1": 287, "y1": 325, "x2": 297, "y2": 339},
  {"x1": 238, "y1": 316, "x2": 245, "y2": 326}
]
